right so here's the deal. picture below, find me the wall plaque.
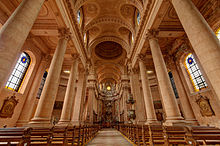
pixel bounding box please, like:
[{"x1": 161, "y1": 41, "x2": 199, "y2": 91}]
[
  {"x1": 0, "y1": 94, "x2": 19, "y2": 118},
  {"x1": 196, "y1": 94, "x2": 215, "y2": 117}
]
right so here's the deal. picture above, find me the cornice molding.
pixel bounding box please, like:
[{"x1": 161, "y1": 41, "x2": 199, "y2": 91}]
[
  {"x1": 84, "y1": 16, "x2": 135, "y2": 35},
  {"x1": 65, "y1": 0, "x2": 88, "y2": 63},
  {"x1": 128, "y1": 0, "x2": 154, "y2": 59},
  {"x1": 74, "y1": 0, "x2": 143, "y2": 13}
]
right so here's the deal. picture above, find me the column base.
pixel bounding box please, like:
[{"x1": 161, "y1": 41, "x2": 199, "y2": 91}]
[
  {"x1": 69, "y1": 121, "x2": 81, "y2": 126},
  {"x1": 145, "y1": 119, "x2": 161, "y2": 125},
  {"x1": 163, "y1": 116, "x2": 185, "y2": 126},
  {"x1": 29, "y1": 117, "x2": 52, "y2": 127},
  {"x1": 56, "y1": 120, "x2": 72, "y2": 127},
  {"x1": 185, "y1": 119, "x2": 199, "y2": 125},
  {"x1": 16, "y1": 120, "x2": 30, "y2": 127},
  {"x1": 136, "y1": 120, "x2": 146, "y2": 124}
]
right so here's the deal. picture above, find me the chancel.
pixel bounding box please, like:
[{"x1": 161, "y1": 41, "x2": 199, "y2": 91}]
[{"x1": 0, "y1": 0, "x2": 220, "y2": 145}]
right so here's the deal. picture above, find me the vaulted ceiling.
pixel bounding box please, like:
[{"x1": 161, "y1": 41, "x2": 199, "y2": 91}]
[{"x1": 0, "y1": 0, "x2": 218, "y2": 84}]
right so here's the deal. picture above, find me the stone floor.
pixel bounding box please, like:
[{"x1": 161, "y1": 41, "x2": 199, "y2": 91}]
[{"x1": 86, "y1": 128, "x2": 133, "y2": 146}]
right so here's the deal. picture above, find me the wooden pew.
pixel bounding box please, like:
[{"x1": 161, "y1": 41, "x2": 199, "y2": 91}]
[
  {"x1": 163, "y1": 126, "x2": 187, "y2": 145},
  {"x1": 0, "y1": 127, "x2": 32, "y2": 146},
  {"x1": 141, "y1": 125, "x2": 151, "y2": 146},
  {"x1": 185, "y1": 126, "x2": 220, "y2": 145},
  {"x1": 30, "y1": 127, "x2": 53, "y2": 145},
  {"x1": 148, "y1": 125, "x2": 164, "y2": 145}
]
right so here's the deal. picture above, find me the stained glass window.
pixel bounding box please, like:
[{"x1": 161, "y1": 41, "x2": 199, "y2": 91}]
[
  {"x1": 137, "y1": 11, "x2": 140, "y2": 25},
  {"x1": 84, "y1": 33, "x2": 87, "y2": 43},
  {"x1": 131, "y1": 34, "x2": 134, "y2": 43},
  {"x1": 168, "y1": 72, "x2": 179, "y2": 98},
  {"x1": 36, "y1": 71, "x2": 48, "y2": 99},
  {"x1": 5, "y1": 52, "x2": 31, "y2": 91},
  {"x1": 77, "y1": 10, "x2": 81, "y2": 24},
  {"x1": 216, "y1": 28, "x2": 220, "y2": 40},
  {"x1": 185, "y1": 53, "x2": 207, "y2": 91}
]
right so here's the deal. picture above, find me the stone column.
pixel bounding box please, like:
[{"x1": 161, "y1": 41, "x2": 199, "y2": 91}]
[
  {"x1": 167, "y1": 58, "x2": 198, "y2": 124},
  {"x1": 30, "y1": 28, "x2": 70, "y2": 127},
  {"x1": 171, "y1": 0, "x2": 220, "y2": 101},
  {"x1": 16, "y1": 55, "x2": 50, "y2": 126},
  {"x1": 86, "y1": 71, "x2": 96, "y2": 124},
  {"x1": 71, "y1": 70, "x2": 87, "y2": 125},
  {"x1": 129, "y1": 67, "x2": 147, "y2": 124},
  {"x1": 58, "y1": 54, "x2": 79, "y2": 126},
  {"x1": 121, "y1": 74, "x2": 130, "y2": 123},
  {"x1": 147, "y1": 30, "x2": 183, "y2": 125},
  {"x1": 0, "y1": 0, "x2": 45, "y2": 91},
  {"x1": 138, "y1": 54, "x2": 158, "y2": 124}
]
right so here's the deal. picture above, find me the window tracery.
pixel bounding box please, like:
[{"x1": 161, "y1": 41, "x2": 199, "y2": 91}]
[
  {"x1": 184, "y1": 53, "x2": 207, "y2": 91},
  {"x1": 5, "y1": 52, "x2": 31, "y2": 91}
]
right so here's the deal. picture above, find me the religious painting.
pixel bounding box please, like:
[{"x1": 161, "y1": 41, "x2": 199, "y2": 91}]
[
  {"x1": 196, "y1": 94, "x2": 215, "y2": 117},
  {"x1": 0, "y1": 94, "x2": 19, "y2": 118}
]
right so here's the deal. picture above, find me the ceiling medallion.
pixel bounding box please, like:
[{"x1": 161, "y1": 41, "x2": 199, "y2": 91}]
[
  {"x1": 95, "y1": 41, "x2": 123, "y2": 60},
  {"x1": 86, "y1": 3, "x2": 98, "y2": 15},
  {"x1": 120, "y1": 4, "x2": 134, "y2": 18}
]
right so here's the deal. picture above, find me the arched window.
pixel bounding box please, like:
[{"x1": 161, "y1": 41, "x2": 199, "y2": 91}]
[
  {"x1": 5, "y1": 52, "x2": 31, "y2": 91},
  {"x1": 84, "y1": 33, "x2": 87, "y2": 43},
  {"x1": 168, "y1": 72, "x2": 179, "y2": 98},
  {"x1": 184, "y1": 53, "x2": 207, "y2": 91},
  {"x1": 36, "y1": 71, "x2": 48, "y2": 99},
  {"x1": 216, "y1": 27, "x2": 220, "y2": 40},
  {"x1": 131, "y1": 34, "x2": 134, "y2": 44},
  {"x1": 77, "y1": 9, "x2": 81, "y2": 24},
  {"x1": 137, "y1": 11, "x2": 140, "y2": 25}
]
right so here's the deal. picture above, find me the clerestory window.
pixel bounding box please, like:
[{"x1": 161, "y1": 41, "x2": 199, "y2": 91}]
[
  {"x1": 5, "y1": 52, "x2": 31, "y2": 92},
  {"x1": 184, "y1": 53, "x2": 207, "y2": 91}
]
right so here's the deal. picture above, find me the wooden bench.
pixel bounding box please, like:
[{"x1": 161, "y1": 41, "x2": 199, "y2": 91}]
[
  {"x1": 185, "y1": 126, "x2": 220, "y2": 145},
  {"x1": 163, "y1": 126, "x2": 187, "y2": 145},
  {"x1": 30, "y1": 127, "x2": 53, "y2": 145},
  {"x1": 0, "y1": 127, "x2": 32, "y2": 146}
]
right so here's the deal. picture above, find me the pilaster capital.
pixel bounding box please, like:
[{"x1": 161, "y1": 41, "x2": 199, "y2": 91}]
[
  {"x1": 71, "y1": 53, "x2": 80, "y2": 62},
  {"x1": 87, "y1": 83, "x2": 96, "y2": 89},
  {"x1": 174, "y1": 43, "x2": 192, "y2": 61},
  {"x1": 132, "y1": 67, "x2": 139, "y2": 74},
  {"x1": 58, "y1": 28, "x2": 71, "y2": 40},
  {"x1": 42, "y1": 54, "x2": 52, "y2": 63},
  {"x1": 146, "y1": 29, "x2": 159, "y2": 40},
  {"x1": 165, "y1": 55, "x2": 176, "y2": 71},
  {"x1": 137, "y1": 53, "x2": 146, "y2": 63}
]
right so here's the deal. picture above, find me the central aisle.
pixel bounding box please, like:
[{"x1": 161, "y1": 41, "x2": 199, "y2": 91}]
[{"x1": 86, "y1": 128, "x2": 133, "y2": 146}]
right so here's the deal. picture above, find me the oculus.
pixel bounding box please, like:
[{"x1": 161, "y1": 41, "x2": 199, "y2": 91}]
[{"x1": 95, "y1": 41, "x2": 123, "y2": 60}]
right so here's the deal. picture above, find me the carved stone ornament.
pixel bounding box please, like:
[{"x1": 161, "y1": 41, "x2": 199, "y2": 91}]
[
  {"x1": 58, "y1": 28, "x2": 71, "y2": 40},
  {"x1": 0, "y1": 94, "x2": 19, "y2": 118},
  {"x1": 196, "y1": 94, "x2": 215, "y2": 117},
  {"x1": 146, "y1": 29, "x2": 159, "y2": 40}
]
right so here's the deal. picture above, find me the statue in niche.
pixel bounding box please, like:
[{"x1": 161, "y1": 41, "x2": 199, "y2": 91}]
[
  {"x1": 196, "y1": 94, "x2": 215, "y2": 117},
  {"x1": 0, "y1": 94, "x2": 19, "y2": 118}
]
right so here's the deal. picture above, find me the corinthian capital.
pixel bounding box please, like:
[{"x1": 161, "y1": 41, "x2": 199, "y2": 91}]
[
  {"x1": 71, "y1": 53, "x2": 80, "y2": 62},
  {"x1": 58, "y1": 28, "x2": 71, "y2": 40},
  {"x1": 137, "y1": 53, "x2": 146, "y2": 63},
  {"x1": 146, "y1": 29, "x2": 159, "y2": 40}
]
